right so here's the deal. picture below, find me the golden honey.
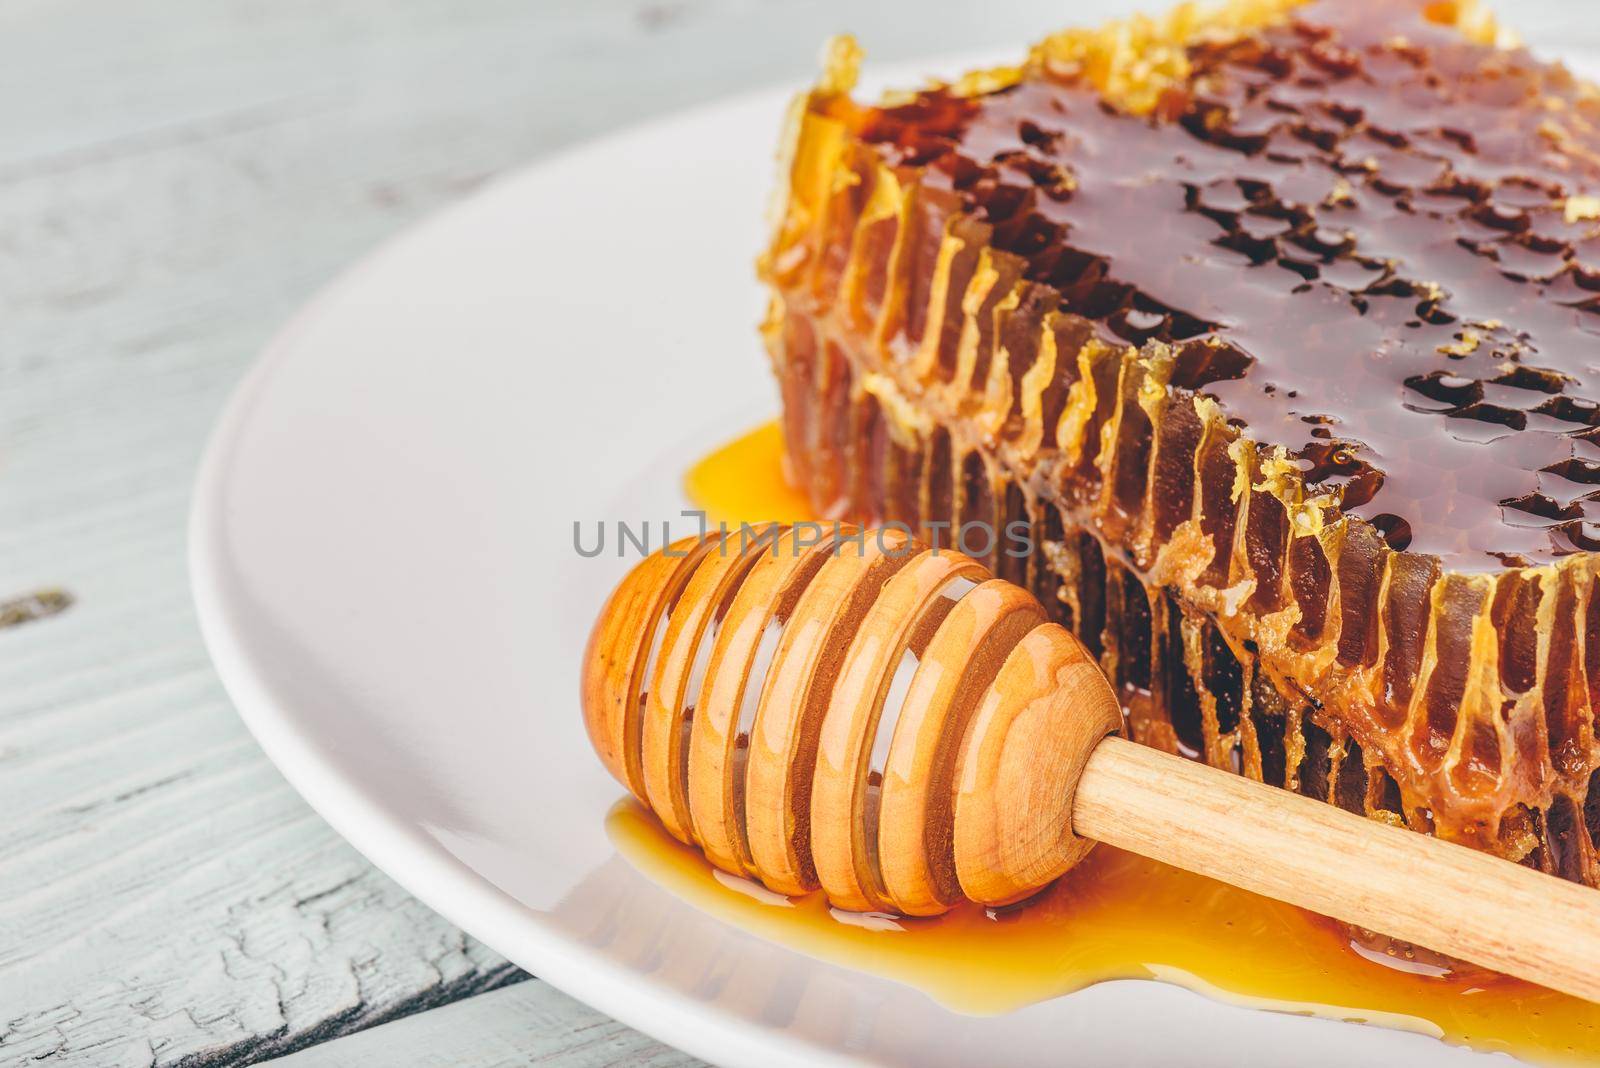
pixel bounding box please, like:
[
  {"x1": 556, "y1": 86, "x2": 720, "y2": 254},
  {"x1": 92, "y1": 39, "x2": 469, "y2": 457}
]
[
  {"x1": 763, "y1": 0, "x2": 1600, "y2": 886},
  {"x1": 683, "y1": 420, "x2": 817, "y2": 527},
  {"x1": 658, "y1": 420, "x2": 1600, "y2": 1067}
]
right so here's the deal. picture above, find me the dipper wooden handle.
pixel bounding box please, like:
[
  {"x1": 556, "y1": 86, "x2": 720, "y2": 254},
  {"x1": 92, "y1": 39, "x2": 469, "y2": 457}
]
[{"x1": 581, "y1": 524, "x2": 1600, "y2": 1003}]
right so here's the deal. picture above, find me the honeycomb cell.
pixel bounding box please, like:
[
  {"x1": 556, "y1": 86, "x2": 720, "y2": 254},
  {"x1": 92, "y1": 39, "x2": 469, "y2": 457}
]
[{"x1": 762, "y1": 0, "x2": 1600, "y2": 882}]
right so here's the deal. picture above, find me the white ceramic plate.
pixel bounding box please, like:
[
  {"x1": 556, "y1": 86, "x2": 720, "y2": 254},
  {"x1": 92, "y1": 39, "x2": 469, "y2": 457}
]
[{"x1": 189, "y1": 52, "x2": 1591, "y2": 1068}]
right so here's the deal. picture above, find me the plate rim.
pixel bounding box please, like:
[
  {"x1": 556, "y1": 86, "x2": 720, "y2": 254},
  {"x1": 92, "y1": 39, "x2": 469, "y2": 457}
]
[
  {"x1": 189, "y1": 42, "x2": 1600, "y2": 1067},
  {"x1": 188, "y1": 75, "x2": 876, "y2": 1068}
]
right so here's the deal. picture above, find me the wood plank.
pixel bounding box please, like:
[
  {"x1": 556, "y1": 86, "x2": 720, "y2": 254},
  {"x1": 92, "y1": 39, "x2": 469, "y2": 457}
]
[
  {"x1": 264, "y1": 982, "x2": 703, "y2": 1068},
  {"x1": 0, "y1": 0, "x2": 1077, "y2": 1061},
  {"x1": 2, "y1": 0, "x2": 1590, "y2": 1064}
]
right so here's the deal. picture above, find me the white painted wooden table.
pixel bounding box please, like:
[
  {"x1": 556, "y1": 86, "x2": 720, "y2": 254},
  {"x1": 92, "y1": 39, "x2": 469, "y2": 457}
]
[{"x1": 0, "y1": 2, "x2": 1589, "y2": 1065}]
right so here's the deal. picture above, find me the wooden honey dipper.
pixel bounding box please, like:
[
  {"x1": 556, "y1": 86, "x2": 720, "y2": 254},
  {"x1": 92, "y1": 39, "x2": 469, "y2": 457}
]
[{"x1": 582, "y1": 523, "x2": 1600, "y2": 1002}]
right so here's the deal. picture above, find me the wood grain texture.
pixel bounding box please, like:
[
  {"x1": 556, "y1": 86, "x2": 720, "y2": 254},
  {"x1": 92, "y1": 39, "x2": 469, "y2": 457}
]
[
  {"x1": 2, "y1": 0, "x2": 1592, "y2": 1065},
  {"x1": 266, "y1": 983, "x2": 701, "y2": 1068},
  {"x1": 951, "y1": 625, "x2": 1121, "y2": 908},
  {"x1": 1076, "y1": 738, "x2": 1600, "y2": 1004},
  {"x1": 0, "y1": 0, "x2": 1079, "y2": 1063},
  {"x1": 583, "y1": 528, "x2": 1131, "y2": 917}
]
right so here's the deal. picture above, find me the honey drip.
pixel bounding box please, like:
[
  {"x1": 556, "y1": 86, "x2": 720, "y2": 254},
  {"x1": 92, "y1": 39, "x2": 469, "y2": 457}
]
[
  {"x1": 760, "y1": 0, "x2": 1600, "y2": 881},
  {"x1": 662, "y1": 420, "x2": 1600, "y2": 1066},
  {"x1": 683, "y1": 420, "x2": 818, "y2": 526}
]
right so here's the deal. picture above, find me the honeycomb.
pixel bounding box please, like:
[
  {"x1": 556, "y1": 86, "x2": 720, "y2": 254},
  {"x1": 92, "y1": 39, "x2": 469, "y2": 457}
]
[{"x1": 759, "y1": 0, "x2": 1600, "y2": 883}]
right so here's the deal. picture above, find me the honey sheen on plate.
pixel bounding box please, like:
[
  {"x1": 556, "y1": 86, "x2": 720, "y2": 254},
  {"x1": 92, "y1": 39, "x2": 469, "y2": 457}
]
[
  {"x1": 674, "y1": 422, "x2": 1600, "y2": 1066},
  {"x1": 759, "y1": 0, "x2": 1600, "y2": 881}
]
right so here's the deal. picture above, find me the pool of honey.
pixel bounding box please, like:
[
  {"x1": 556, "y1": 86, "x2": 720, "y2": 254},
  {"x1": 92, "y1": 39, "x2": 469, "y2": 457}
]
[{"x1": 648, "y1": 419, "x2": 1600, "y2": 1065}]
